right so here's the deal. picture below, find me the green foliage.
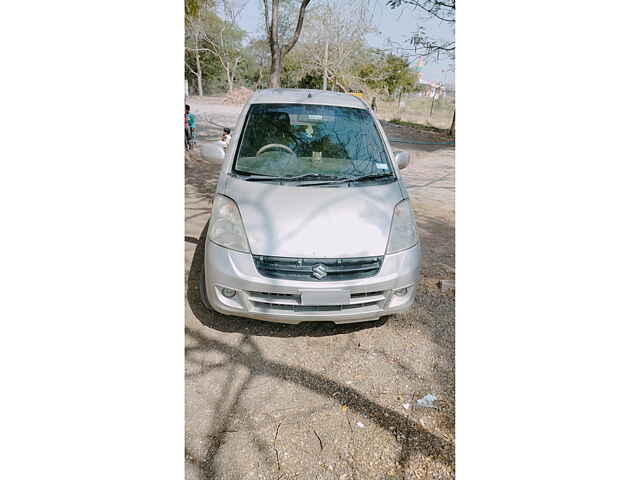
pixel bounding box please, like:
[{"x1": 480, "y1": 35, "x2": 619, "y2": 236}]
[
  {"x1": 357, "y1": 51, "x2": 419, "y2": 95},
  {"x1": 241, "y1": 38, "x2": 274, "y2": 89},
  {"x1": 295, "y1": 72, "x2": 323, "y2": 89},
  {"x1": 205, "y1": 14, "x2": 244, "y2": 47},
  {"x1": 185, "y1": 0, "x2": 215, "y2": 20},
  {"x1": 185, "y1": 5, "x2": 250, "y2": 93},
  {"x1": 184, "y1": 2, "x2": 429, "y2": 95},
  {"x1": 280, "y1": 55, "x2": 307, "y2": 88}
]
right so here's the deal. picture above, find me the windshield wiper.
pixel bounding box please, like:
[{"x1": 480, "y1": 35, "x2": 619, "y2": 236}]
[
  {"x1": 242, "y1": 173, "x2": 346, "y2": 182},
  {"x1": 297, "y1": 173, "x2": 394, "y2": 186},
  {"x1": 348, "y1": 173, "x2": 395, "y2": 182},
  {"x1": 242, "y1": 175, "x2": 289, "y2": 182}
]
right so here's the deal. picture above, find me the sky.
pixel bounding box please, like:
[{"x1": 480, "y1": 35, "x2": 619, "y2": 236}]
[{"x1": 235, "y1": 0, "x2": 455, "y2": 86}]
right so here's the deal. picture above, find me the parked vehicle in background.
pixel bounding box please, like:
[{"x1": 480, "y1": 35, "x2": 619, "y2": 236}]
[{"x1": 199, "y1": 88, "x2": 421, "y2": 324}]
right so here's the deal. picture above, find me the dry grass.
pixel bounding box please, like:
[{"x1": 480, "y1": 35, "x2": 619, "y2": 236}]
[{"x1": 376, "y1": 95, "x2": 455, "y2": 130}]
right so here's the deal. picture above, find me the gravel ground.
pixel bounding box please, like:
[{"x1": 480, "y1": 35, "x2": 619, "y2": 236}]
[{"x1": 185, "y1": 97, "x2": 455, "y2": 479}]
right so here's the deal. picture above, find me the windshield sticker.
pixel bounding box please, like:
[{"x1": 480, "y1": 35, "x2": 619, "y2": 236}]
[{"x1": 376, "y1": 163, "x2": 389, "y2": 170}]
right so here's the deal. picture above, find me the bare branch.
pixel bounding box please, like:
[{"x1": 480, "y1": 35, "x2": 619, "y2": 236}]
[
  {"x1": 184, "y1": 61, "x2": 198, "y2": 76},
  {"x1": 284, "y1": 0, "x2": 312, "y2": 55},
  {"x1": 387, "y1": 0, "x2": 455, "y2": 23},
  {"x1": 221, "y1": 0, "x2": 249, "y2": 26},
  {"x1": 185, "y1": 46, "x2": 213, "y2": 52},
  {"x1": 271, "y1": 0, "x2": 280, "y2": 53},
  {"x1": 262, "y1": 0, "x2": 271, "y2": 39}
]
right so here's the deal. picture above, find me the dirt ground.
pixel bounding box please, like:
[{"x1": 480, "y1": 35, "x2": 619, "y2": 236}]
[{"x1": 185, "y1": 97, "x2": 455, "y2": 480}]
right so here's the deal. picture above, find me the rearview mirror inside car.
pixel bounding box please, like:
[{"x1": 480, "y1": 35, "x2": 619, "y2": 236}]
[{"x1": 394, "y1": 151, "x2": 410, "y2": 170}]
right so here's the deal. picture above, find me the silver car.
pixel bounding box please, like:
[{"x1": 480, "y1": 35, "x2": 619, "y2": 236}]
[{"x1": 200, "y1": 88, "x2": 421, "y2": 324}]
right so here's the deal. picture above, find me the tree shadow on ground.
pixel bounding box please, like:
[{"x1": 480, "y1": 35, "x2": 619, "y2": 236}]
[{"x1": 185, "y1": 326, "x2": 455, "y2": 479}]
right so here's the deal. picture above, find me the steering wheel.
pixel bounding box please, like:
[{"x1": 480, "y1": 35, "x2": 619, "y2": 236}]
[{"x1": 256, "y1": 143, "x2": 295, "y2": 157}]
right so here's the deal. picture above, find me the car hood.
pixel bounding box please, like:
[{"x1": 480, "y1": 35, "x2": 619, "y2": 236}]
[{"x1": 222, "y1": 176, "x2": 403, "y2": 258}]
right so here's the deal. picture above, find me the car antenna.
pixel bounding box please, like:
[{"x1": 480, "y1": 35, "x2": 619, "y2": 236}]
[{"x1": 307, "y1": 92, "x2": 312, "y2": 98}]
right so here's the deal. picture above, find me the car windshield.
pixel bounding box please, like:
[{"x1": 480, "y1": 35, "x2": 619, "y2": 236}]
[{"x1": 233, "y1": 103, "x2": 393, "y2": 179}]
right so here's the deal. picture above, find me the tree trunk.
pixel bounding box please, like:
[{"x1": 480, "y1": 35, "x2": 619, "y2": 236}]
[
  {"x1": 196, "y1": 65, "x2": 203, "y2": 96},
  {"x1": 265, "y1": 0, "x2": 310, "y2": 89},
  {"x1": 225, "y1": 66, "x2": 233, "y2": 93},
  {"x1": 194, "y1": 35, "x2": 203, "y2": 96},
  {"x1": 448, "y1": 109, "x2": 455, "y2": 137},
  {"x1": 269, "y1": 50, "x2": 282, "y2": 88},
  {"x1": 230, "y1": 58, "x2": 241, "y2": 93},
  {"x1": 322, "y1": 39, "x2": 329, "y2": 90},
  {"x1": 429, "y1": 95, "x2": 436, "y2": 120},
  {"x1": 328, "y1": 73, "x2": 347, "y2": 93}
]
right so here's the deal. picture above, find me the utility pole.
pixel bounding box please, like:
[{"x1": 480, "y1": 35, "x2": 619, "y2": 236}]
[
  {"x1": 322, "y1": 38, "x2": 329, "y2": 90},
  {"x1": 322, "y1": 9, "x2": 330, "y2": 91}
]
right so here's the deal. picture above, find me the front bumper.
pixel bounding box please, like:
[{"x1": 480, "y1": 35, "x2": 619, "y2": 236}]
[{"x1": 203, "y1": 242, "x2": 421, "y2": 324}]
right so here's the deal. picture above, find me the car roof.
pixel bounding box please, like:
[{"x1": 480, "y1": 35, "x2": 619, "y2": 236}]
[{"x1": 248, "y1": 88, "x2": 369, "y2": 110}]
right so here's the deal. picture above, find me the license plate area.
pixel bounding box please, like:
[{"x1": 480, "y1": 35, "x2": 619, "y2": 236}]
[{"x1": 300, "y1": 289, "x2": 349, "y2": 305}]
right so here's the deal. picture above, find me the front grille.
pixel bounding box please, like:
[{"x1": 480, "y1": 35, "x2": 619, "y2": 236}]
[
  {"x1": 251, "y1": 300, "x2": 379, "y2": 313},
  {"x1": 246, "y1": 289, "x2": 388, "y2": 315},
  {"x1": 351, "y1": 290, "x2": 385, "y2": 299},
  {"x1": 252, "y1": 255, "x2": 383, "y2": 282}
]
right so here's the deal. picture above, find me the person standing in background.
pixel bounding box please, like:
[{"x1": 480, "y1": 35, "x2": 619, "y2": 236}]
[
  {"x1": 185, "y1": 104, "x2": 196, "y2": 143},
  {"x1": 220, "y1": 128, "x2": 232, "y2": 149}
]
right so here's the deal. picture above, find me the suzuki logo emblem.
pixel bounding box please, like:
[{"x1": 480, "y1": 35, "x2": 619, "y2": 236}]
[{"x1": 311, "y1": 264, "x2": 328, "y2": 279}]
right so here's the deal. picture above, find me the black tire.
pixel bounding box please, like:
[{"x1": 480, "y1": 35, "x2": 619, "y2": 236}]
[{"x1": 199, "y1": 266, "x2": 214, "y2": 312}]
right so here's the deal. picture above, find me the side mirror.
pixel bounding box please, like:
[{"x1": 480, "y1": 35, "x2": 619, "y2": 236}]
[
  {"x1": 394, "y1": 150, "x2": 410, "y2": 170},
  {"x1": 200, "y1": 141, "x2": 226, "y2": 163}
]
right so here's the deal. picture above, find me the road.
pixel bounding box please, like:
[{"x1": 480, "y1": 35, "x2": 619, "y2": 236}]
[{"x1": 185, "y1": 97, "x2": 455, "y2": 480}]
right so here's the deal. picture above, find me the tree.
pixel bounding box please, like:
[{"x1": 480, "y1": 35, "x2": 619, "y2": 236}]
[
  {"x1": 293, "y1": 0, "x2": 375, "y2": 91},
  {"x1": 357, "y1": 51, "x2": 418, "y2": 96},
  {"x1": 261, "y1": 0, "x2": 313, "y2": 87},
  {"x1": 185, "y1": 31, "x2": 225, "y2": 96},
  {"x1": 386, "y1": 0, "x2": 455, "y2": 133},
  {"x1": 186, "y1": 0, "x2": 213, "y2": 18},
  {"x1": 244, "y1": 38, "x2": 271, "y2": 89},
  {"x1": 185, "y1": 2, "x2": 213, "y2": 96},
  {"x1": 185, "y1": 1, "x2": 248, "y2": 93},
  {"x1": 199, "y1": 10, "x2": 246, "y2": 92}
]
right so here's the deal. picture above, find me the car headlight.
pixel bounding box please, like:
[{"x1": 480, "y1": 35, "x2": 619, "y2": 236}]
[
  {"x1": 386, "y1": 199, "x2": 418, "y2": 254},
  {"x1": 208, "y1": 195, "x2": 250, "y2": 253}
]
